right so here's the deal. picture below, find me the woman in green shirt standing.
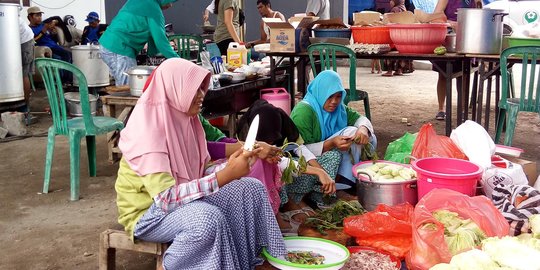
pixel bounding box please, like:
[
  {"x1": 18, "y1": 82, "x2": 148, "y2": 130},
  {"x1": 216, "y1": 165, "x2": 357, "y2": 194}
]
[
  {"x1": 213, "y1": 0, "x2": 242, "y2": 55},
  {"x1": 99, "y1": 0, "x2": 179, "y2": 86},
  {"x1": 290, "y1": 70, "x2": 377, "y2": 199}
]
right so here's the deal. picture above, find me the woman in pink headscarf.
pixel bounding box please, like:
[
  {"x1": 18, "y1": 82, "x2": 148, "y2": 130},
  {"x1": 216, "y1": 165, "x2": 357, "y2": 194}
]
[{"x1": 115, "y1": 58, "x2": 286, "y2": 269}]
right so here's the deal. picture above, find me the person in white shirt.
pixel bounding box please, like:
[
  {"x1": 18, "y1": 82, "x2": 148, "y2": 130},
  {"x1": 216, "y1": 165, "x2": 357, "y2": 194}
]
[
  {"x1": 203, "y1": 0, "x2": 215, "y2": 22},
  {"x1": 19, "y1": 14, "x2": 35, "y2": 110},
  {"x1": 246, "y1": 0, "x2": 285, "y2": 48},
  {"x1": 306, "y1": 0, "x2": 330, "y2": 19}
]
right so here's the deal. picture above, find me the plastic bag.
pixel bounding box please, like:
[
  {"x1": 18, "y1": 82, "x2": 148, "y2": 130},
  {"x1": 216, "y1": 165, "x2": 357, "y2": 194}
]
[
  {"x1": 344, "y1": 203, "x2": 414, "y2": 259},
  {"x1": 450, "y1": 120, "x2": 495, "y2": 169},
  {"x1": 411, "y1": 123, "x2": 468, "y2": 160},
  {"x1": 384, "y1": 132, "x2": 417, "y2": 164},
  {"x1": 481, "y1": 156, "x2": 528, "y2": 199},
  {"x1": 406, "y1": 189, "x2": 510, "y2": 270}
]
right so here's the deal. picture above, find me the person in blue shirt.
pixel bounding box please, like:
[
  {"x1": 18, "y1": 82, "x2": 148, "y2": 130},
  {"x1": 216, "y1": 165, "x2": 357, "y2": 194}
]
[
  {"x1": 27, "y1": 6, "x2": 72, "y2": 83},
  {"x1": 81, "y1": 12, "x2": 108, "y2": 45}
]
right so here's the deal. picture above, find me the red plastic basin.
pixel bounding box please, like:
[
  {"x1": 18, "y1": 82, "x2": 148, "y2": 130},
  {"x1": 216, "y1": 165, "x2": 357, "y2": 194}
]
[
  {"x1": 388, "y1": 23, "x2": 447, "y2": 54},
  {"x1": 351, "y1": 26, "x2": 394, "y2": 47}
]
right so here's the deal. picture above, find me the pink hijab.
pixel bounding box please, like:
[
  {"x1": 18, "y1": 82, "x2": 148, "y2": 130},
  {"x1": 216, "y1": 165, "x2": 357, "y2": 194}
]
[{"x1": 119, "y1": 58, "x2": 211, "y2": 184}]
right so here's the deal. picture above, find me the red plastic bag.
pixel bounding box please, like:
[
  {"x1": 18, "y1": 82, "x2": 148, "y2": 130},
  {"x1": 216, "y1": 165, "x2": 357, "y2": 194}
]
[
  {"x1": 344, "y1": 203, "x2": 414, "y2": 259},
  {"x1": 411, "y1": 123, "x2": 468, "y2": 160},
  {"x1": 406, "y1": 189, "x2": 510, "y2": 270}
]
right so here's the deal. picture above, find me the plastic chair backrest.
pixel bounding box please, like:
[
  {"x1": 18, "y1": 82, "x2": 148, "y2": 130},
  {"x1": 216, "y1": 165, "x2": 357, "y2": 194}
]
[
  {"x1": 307, "y1": 43, "x2": 358, "y2": 103},
  {"x1": 500, "y1": 45, "x2": 540, "y2": 113},
  {"x1": 35, "y1": 58, "x2": 96, "y2": 135},
  {"x1": 167, "y1": 34, "x2": 204, "y2": 62}
]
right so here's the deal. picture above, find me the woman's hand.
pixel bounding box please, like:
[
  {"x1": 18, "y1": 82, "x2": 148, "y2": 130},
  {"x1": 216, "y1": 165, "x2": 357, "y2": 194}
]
[
  {"x1": 352, "y1": 126, "x2": 370, "y2": 145},
  {"x1": 255, "y1": 142, "x2": 281, "y2": 164},
  {"x1": 217, "y1": 148, "x2": 256, "y2": 184},
  {"x1": 332, "y1": 136, "x2": 353, "y2": 151},
  {"x1": 314, "y1": 168, "x2": 336, "y2": 194}
]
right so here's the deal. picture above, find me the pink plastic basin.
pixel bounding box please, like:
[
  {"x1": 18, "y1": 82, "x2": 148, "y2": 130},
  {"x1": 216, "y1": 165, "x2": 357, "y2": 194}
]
[
  {"x1": 388, "y1": 23, "x2": 447, "y2": 54},
  {"x1": 412, "y1": 157, "x2": 483, "y2": 199}
]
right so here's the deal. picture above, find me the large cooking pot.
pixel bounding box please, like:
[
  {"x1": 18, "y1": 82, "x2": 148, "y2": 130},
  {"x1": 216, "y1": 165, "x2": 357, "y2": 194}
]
[
  {"x1": 71, "y1": 45, "x2": 110, "y2": 87},
  {"x1": 353, "y1": 161, "x2": 418, "y2": 211},
  {"x1": 0, "y1": 3, "x2": 24, "y2": 103},
  {"x1": 125, "y1": 66, "x2": 157, "y2": 96},
  {"x1": 456, "y1": 8, "x2": 508, "y2": 54}
]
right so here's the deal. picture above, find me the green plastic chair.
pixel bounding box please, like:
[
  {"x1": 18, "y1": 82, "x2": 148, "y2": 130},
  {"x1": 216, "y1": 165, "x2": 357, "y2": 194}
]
[
  {"x1": 307, "y1": 43, "x2": 371, "y2": 120},
  {"x1": 495, "y1": 46, "x2": 540, "y2": 146},
  {"x1": 36, "y1": 58, "x2": 124, "y2": 201},
  {"x1": 167, "y1": 34, "x2": 204, "y2": 62}
]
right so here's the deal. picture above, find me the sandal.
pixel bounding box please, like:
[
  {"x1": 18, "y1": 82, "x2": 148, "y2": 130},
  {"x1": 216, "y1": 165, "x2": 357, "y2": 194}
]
[
  {"x1": 435, "y1": 111, "x2": 446, "y2": 121},
  {"x1": 280, "y1": 219, "x2": 300, "y2": 237},
  {"x1": 281, "y1": 209, "x2": 308, "y2": 224}
]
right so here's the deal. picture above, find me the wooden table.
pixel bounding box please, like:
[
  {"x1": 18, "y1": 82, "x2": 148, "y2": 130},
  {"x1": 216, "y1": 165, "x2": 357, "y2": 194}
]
[
  {"x1": 101, "y1": 76, "x2": 272, "y2": 163},
  {"x1": 266, "y1": 51, "x2": 470, "y2": 136}
]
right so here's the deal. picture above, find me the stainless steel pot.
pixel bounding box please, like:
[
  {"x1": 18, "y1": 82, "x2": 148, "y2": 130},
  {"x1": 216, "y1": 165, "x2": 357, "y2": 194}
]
[
  {"x1": 71, "y1": 45, "x2": 110, "y2": 87},
  {"x1": 125, "y1": 66, "x2": 157, "y2": 96},
  {"x1": 64, "y1": 92, "x2": 97, "y2": 116},
  {"x1": 356, "y1": 172, "x2": 418, "y2": 211},
  {"x1": 0, "y1": 3, "x2": 24, "y2": 103},
  {"x1": 444, "y1": 33, "x2": 456, "y2": 53},
  {"x1": 456, "y1": 8, "x2": 508, "y2": 54}
]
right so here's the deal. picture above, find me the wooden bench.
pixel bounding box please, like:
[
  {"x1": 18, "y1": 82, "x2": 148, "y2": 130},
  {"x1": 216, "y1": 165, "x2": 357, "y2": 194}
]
[{"x1": 99, "y1": 229, "x2": 168, "y2": 270}]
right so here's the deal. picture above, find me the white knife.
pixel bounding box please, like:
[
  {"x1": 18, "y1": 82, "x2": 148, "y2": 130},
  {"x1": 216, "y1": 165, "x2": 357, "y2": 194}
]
[{"x1": 243, "y1": 114, "x2": 259, "y2": 151}]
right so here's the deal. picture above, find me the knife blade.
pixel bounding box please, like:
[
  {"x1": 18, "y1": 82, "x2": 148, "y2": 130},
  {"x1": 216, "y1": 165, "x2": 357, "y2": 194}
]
[{"x1": 243, "y1": 114, "x2": 259, "y2": 151}]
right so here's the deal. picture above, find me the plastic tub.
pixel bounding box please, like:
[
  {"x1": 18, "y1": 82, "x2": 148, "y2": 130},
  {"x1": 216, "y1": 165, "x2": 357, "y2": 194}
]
[
  {"x1": 351, "y1": 26, "x2": 393, "y2": 47},
  {"x1": 313, "y1": 28, "x2": 352, "y2": 39},
  {"x1": 412, "y1": 157, "x2": 483, "y2": 199},
  {"x1": 507, "y1": 37, "x2": 540, "y2": 47},
  {"x1": 260, "y1": 88, "x2": 291, "y2": 115},
  {"x1": 388, "y1": 23, "x2": 447, "y2": 54}
]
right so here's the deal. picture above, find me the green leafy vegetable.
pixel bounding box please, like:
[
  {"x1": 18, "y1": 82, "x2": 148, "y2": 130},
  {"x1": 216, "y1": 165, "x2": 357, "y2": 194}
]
[
  {"x1": 286, "y1": 251, "x2": 325, "y2": 265},
  {"x1": 305, "y1": 200, "x2": 365, "y2": 235}
]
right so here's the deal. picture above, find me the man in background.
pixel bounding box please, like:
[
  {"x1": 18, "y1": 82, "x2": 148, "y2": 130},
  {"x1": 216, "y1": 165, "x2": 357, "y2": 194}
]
[
  {"x1": 27, "y1": 6, "x2": 72, "y2": 83},
  {"x1": 20, "y1": 9, "x2": 36, "y2": 123},
  {"x1": 81, "y1": 12, "x2": 108, "y2": 45},
  {"x1": 306, "y1": 0, "x2": 330, "y2": 19}
]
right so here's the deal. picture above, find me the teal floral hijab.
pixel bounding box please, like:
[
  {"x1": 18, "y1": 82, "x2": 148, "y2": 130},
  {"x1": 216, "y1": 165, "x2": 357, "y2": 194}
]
[{"x1": 303, "y1": 70, "x2": 348, "y2": 140}]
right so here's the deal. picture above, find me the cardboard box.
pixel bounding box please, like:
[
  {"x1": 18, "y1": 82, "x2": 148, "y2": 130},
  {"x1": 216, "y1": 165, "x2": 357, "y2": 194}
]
[
  {"x1": 353, "y1": 11, "x2": 381, "y2": 26},
  {"x1": 264, "y1": 16, "x2": 318, "y2": 53},
  {"x1": 502, "y1": 155, "x2": 538, "y2": 186}
]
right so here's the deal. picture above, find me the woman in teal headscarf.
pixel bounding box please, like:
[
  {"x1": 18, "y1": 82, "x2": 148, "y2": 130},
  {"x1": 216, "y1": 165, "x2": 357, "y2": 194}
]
[
  {"x1": 290, "y1": 70, "x2": 376, "y2": 198},
  {"x1": 99, "y1": 0, "x2": 179, "y2": 86}
]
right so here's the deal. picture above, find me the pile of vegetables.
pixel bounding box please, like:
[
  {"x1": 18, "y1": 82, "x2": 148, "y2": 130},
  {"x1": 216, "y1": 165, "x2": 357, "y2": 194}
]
[
  {"x1": 430, "y1": 214, "x2": 540, "y2": 270},
  {"x1": 286, "y1": 251, "x2": 325, "y2": 265},
  {"x1": 304, "y1": 200, "x2": 365, "y2": 235},
  {"x1": 356, "y1": 162, "x2": 417, "y2": 182},
  {"x1": 422, "y1": 210, "x2": 486, "y2": 256}
]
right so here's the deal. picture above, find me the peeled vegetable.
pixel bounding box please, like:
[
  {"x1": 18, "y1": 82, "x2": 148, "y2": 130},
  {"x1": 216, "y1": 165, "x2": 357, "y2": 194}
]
[
  {"x1": 434, "y1": 46, "x2": 447, "y2": 55},
  {"x1": 424, "y1": 210, "x2": 486, "y2": 256},
  {"x1": 356, "y1": 163, "x2": 416, "y2": 182}
]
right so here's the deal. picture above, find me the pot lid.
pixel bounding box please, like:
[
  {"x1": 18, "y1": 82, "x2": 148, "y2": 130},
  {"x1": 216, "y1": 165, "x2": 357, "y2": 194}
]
[
  {"x1": 71, "y1": 45, "x2": 101, "y2": 50},
  {"x1": 127, "y1": 66, "x2": 157, "y2": 75}
]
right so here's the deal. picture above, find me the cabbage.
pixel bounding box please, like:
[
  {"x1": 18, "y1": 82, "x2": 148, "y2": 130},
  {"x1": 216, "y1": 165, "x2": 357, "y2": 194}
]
[
  {"x1": 449, "y1": 249, "x2": 499, "y2": 270},
  {"x1": 430, "y1": 263, "x2": 458, "y2": 270},
  {"x1": 432, "y1": 210, "x2": 486, "y2": 255},
  {"x1": 482, "y1": 236, "x2": 540, "y2": 270},
  {"x1": 530, "y1": 214, "x2": 540, "y2": 238}
]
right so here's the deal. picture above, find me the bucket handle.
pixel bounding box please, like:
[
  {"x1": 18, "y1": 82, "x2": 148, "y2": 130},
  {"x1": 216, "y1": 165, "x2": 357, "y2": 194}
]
[
  {"x1": 492, "y1": 12, "x2": 509, "y2": 22},
  {"x1": 356, "y1": 171, "x2": 374, "y2": 182},
  {"x1": 260, "y1": 88, "x2": 288, "y2": 98}
]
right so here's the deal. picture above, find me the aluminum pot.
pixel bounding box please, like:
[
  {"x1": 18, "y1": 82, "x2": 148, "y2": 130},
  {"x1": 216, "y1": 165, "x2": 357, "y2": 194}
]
[
  {"x1": 125, "y1": 66, "x2": 157, "y2": 97},
  {"x1": 444, "y1": 33, "x2": 457, "y2": 53},
  {"x1": 71, "y1": 45, "x2": 110, "y2": 87},
  {"x1": 356, "y1": 171, "x2": 418, "y2": 211},
  {"x1": 456, "y1": 8, "x2": 508, "y2": 54},
  {"x1": 64, "y1": 92, "x2": 97, "y2": 116},
  {"x1": 0, "y1": 3, "x2": 24, "y2": 103}
]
